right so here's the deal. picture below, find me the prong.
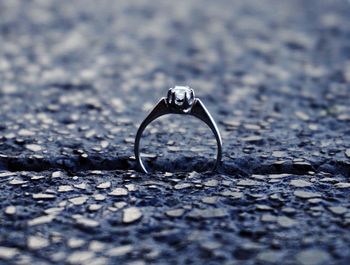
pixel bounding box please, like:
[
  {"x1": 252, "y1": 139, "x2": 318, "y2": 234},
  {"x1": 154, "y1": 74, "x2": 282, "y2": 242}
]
[
  {"x1": 167, "y1": 88, "x2": 172, "y2": 101},
  {"x1": 171, "y1": 90, "x2": 176, "y2": 105},
  {"x1": 183, "y1": 91, "x2": 190, "y2": 108},
  {"x1": 190, "y1": 89, "x2": 195, "y2": 100}
]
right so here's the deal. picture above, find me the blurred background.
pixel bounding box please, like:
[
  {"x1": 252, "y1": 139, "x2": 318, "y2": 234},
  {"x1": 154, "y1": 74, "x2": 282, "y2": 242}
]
[{"x1": 1, "y1": 0, "x2": 350, "y2": 264}]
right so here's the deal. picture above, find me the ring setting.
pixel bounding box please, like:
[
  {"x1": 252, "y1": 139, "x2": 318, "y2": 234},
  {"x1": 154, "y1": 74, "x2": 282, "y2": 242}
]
[{"x1": 134, "y1": 86, "x2": 222, "y2": 173}]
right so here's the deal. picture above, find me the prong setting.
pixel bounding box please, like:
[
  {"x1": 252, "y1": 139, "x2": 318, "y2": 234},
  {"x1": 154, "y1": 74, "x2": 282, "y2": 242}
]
[{"x1": 166, "y1": 86, "x2": 195, "y2": 113}]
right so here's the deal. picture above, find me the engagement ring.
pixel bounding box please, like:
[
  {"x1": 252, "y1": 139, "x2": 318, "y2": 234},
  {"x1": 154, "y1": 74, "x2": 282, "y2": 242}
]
[{"x1": 134, "y1": 86, "x2": 222, "y2": 173}]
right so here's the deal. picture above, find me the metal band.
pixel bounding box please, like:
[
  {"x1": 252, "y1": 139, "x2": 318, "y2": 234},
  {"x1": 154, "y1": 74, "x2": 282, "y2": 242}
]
[{"x1": 134, "y1": 97, "x2": 222, "y2": 173}]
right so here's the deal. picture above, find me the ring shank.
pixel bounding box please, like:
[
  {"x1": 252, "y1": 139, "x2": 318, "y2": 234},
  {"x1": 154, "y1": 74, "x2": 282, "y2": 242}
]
[{"x1": 134, "y1": 98, "x2": 222, "y2": 173}]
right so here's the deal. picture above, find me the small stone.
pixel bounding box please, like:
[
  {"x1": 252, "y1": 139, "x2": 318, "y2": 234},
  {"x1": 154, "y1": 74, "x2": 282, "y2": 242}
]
[
  {"x1": 107, "y1": 245, "x2": 133, "y2": 256},
  {"x1": 220, "y1": 191, "x2": 243, "y2": 199},
  {"x1": 123, "y1": 207, "x2": 142, "y2": 223},
  {"x1": 296, "y1": 249, "x2": 330, "y2": 265},
  {"x1": 174, "y1": 183, "x2": 192, "y2": 190},
  {"x1": 204, "y1": 179, "x2": 219, "y2": 187},
  {"x1": 28, "y1": 215, "x2": 55, "y2": 226},
  {"x1": 32, "y1": 193, "x2": 56, "y2": 200},
  {"x1": 166, "y1": 209, "x2": 185, "y2": 217},
  {"x1": 188, "y1": 208, "x2": 227, "y2": 219},
  {"x1": 89, "y1": 241, "x2": 105, "y2": 252},
  {"x1": 25, "y1": 144, "x2": 42, "y2": 152},
  {"x1": 75, "y1": 183, "x2": 87, "y2": 190},
  {"x1": 52, "y1": 171, "x2": 63, "y2": 178},
  {"x1": 261, "y1": 214, "x2": 277, "y2": 222},
  {"x1": 0, "y1": 247, "x2": 18, "y2": 259},
  {"x1": 290, "y1": 179, "x2": 312, "y2": 187},
  {"x1": 9, "y1": 178, "x2": 27, "y2": 185},
  {"x1": 92, "y1": 194, "x2": 105, "y2": 201},
  {"x1": 241, "y1": 135, "x2": 263, "y2": 143},
  {"x1": 31, "y1": 175, "x2": 45, "y2": 180},
  {"x1": 28, "y1": 236, "x2": 49, "y2": 250},
  {"x1": 69, "y1": 196, "x2": 88, "y2": 205},
  {"x1": 58, "y1": 185, "x2": 73, "y2": 192},
  {"x1": 125, "y1": 184, "x2": 137, "y2": 191},
  {"x1": 257, "y1": 250, "x2": 284, "y2": 263},
  {"x1": 44, "y1": 207, "x2": 64, "y2": 215},
  {"x1": 277, "y1": 216, "x2": 298, "y2": 228},
  {"x1": 335, "y1": 182, "x2": 350, "y2": 188},
  {"x1": 97, "y1": 182, "x2": 111, "y2": 189},
  {"x1": 200, "y1": 241, "x2": 222, "y2": 251},
  {"x1": 201, "y1": 196, "x2": 219, "y2": 204},
  {"x1": 295, "y1": 111, "x2": 310, "y2": 121},
  {"x1": 272, "y1": 151, "x2": 286, "y2": 158},
  {"x1": 75, "y1": 217, "x2": 99, "y2": 228},
  {"x1": 88, "y1": 204, "x2": 102, "y2": 211},
  {"x1": 67, "y1": 251, "x2": 94, "y2": 264},
  {"x1": 5, "y1": 206, "x2": 16, "y2": 215},
  {"x1": 114, "y1": 202, "x2": 127, "y2": 209},
  {"x1": 256, "y1": 205, "x2": 273, "y2": 211},
  {"x1": 294, "y1": 190, "x2": 321, "y2": 199},
  {"x1": 68, "y1": 238, "x2": 85, "y2": 248},
  {"x1": 328, "y1": 206, "x2": 347, "y2": 215},
  {"x1": 109, "y1": 188, "x2": 128, "y2": 196},
  {"x1": 269, "y1": 174, "x2": 291, "y2": 179},
  {"x1": 237, "y1": 179, "x2": 260, "y2": 186},
  {"x1": 0, "y1": 172, "x2": 16, "y2": 178}
]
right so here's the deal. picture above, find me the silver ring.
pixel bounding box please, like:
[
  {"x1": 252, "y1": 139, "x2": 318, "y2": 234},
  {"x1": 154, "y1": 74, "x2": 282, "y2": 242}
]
[{"x1": 134, "y1": 86, "x2": 222, "y2": 173}]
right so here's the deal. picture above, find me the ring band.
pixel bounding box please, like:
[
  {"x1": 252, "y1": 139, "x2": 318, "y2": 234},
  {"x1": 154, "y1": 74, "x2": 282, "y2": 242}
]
[{"x1": 134, "y1": 86, "x2": 222, "y2": 173}]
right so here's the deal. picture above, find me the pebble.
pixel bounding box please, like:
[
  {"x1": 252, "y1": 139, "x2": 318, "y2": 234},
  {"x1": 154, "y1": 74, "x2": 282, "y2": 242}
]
[
  {"x1": 165, "y1": 209, "x2": 185, "y2": 217},
  {"x1": 68, "y1": 238, "x2": 85, "y2": 248},
  {"x1": 5, "y1": 206, "x2": 16, "y2": 215},
  {"x1": 28, "y1": 236, "x2": 49, "y2": 250},
  {"x1": 204, "y1": 179, "x2": 219, "y2": 187},
  {"x1": 237, "y1": 180, "x2": 260, "y2": 186},
  {"x1": 75, "y1": 217, "x2": 100, "y2": 228},
  {"x1": 107, "y1": 245, "x2": 133, "y2": 256},
  {"x1": 28, "y1": 215, "x2": 55, "y2": 226},
  {"x1": 25, "y1": 144, "x2": 42, "y2": 152},
  {"x1": 335, "y1": 182, "x2": 350, "y2": 188},
  {"x1": 88, "y1": 204, "x2": 102, "y2": 211},
  {"x1": 67, "y1": 251, "x2": 95, "y2": 264},
  {"x1": 296, "y1": 249, "x2": 330, "y2": 265},
  {"x1": 9, "y1": 178, "x2": 27, "y2": 185},
  {"x1": 257, "y1": 250, "x2": 284, "y2": 263},
  {"x1": 290, "y1": 179, "x2": 312, "y2": 187},
  {"x1": 328, "y1": 206, "x2": 347, "y2": 215},
  {"x1": 58, "y1": 185, "x2": 74, "y2": 192},
  {"x1": 123, "y1": 207, "x2": 142, "y2": 223},
  {"x1": 277, "y1": 216, "x2": 298, "y2": 228},
  {"x1": 69, "y1": 196, "x2": 88, "y2": 205},
  {"x1": 261, "y1": 214, "x2": 277, "y2": 222},
  {"x1": 0, "y1": 247, "x2": 18, "y2": 259},
  {"x1": 32, "y1": 193, "x2": 56, "y2": 200},
  {"x1": 109, "y1": 188, "x2": 128, "y2": 196},
  {"x1": 93, "y1": 194, "x2": 106, "y2": 201},
  {"x1": 97, "y1": 181, "x2": 111, "y2": 189},
  {"x1": 174, "y1": 183, "x2": 192, "y2": 190},
  {"x1": 241, "y1": 135, "x2": 263, "y2": 143},
  {"x1": 188, "y1": 208, "x2": 227, "y2": 219},
  {"x1": 294, "y1": 190, "x2": 321, "y2": 199},
  {"x1": 201, "y1": 196, "x2": 219, "y2": 204}
]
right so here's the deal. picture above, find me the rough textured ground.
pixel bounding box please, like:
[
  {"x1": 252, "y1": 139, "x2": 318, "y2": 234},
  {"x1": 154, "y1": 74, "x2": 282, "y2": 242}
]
[{"x1": 1, "y1": 0, "x2": 350, "y2": 264}]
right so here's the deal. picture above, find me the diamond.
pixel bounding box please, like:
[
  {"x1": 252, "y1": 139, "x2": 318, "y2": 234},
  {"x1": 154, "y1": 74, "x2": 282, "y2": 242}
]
[{"x1": 167, "y1": 86, "x2": 195, "y2": 112}]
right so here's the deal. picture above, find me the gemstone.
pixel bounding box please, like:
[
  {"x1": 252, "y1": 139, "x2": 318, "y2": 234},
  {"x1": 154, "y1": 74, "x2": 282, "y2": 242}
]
[{"x1": 167, "y1": 86, "x2": 195, "y2": 112}]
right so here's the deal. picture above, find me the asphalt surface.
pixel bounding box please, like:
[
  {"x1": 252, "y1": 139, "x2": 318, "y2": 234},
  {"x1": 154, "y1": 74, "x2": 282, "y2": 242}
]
[{"x1": 1, "y1": 0, "x2": 350, "y2": 264}]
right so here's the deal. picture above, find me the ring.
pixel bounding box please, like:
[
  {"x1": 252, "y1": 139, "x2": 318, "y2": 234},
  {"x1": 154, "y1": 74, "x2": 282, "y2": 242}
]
[{"x1": 134, "y1": 86, "x2": 222, "y2": 173}]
